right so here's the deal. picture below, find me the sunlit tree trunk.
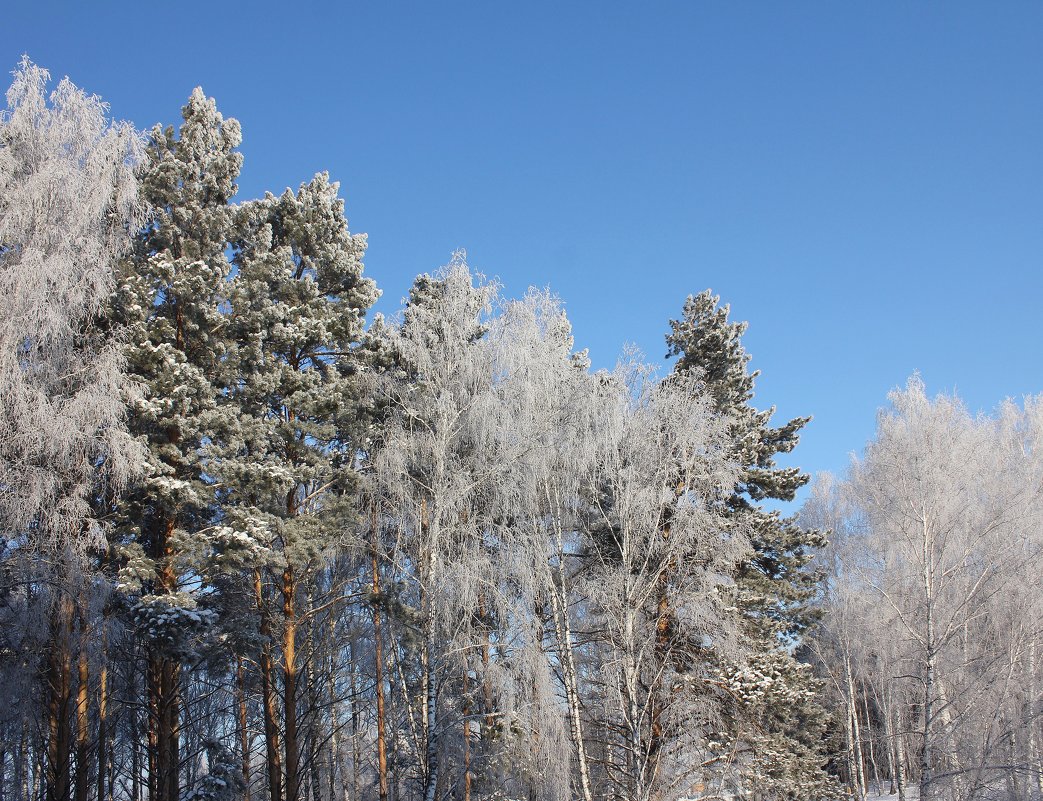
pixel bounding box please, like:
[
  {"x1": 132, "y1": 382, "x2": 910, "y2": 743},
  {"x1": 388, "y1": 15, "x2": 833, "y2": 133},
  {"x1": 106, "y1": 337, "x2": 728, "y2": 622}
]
[
  {"x1": 845, "y1": 652, "x2": 866, "y2": 800},
  {"x1": 919, "y1": 513, "x2": 936, "y2": 801},
  {"x1": 282, "y1": 565, "x2": 300, "y2": 801},
  {"x1": 547, "y1": 523, "x2": 594, "y2": 801}
]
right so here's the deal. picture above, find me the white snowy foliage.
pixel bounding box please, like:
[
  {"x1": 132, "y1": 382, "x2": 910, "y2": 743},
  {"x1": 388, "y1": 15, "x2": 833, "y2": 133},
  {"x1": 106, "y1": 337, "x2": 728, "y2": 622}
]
[
  {"x1": 809, "y1": 377, "x2": 1043, "y2": 801},
  {"x1": 0, "y1": 57, "x2": 145, "y2": 552}
]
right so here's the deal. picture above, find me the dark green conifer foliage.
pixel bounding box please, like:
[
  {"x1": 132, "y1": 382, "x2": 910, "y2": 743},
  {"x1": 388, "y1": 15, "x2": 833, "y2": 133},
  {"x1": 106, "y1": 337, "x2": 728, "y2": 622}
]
[
  {"x1": 666, "y1": 290, "x2": 836, "y2": 799},
  {"x1": 220, "y1": 173, "x2": 379, "y2": 801},
  {"x1": 666, "y1": 289, "x2": 822, "y2": 639},
  {"x1": 113, "y1": 88, "x2": 243, "y2": 801}
]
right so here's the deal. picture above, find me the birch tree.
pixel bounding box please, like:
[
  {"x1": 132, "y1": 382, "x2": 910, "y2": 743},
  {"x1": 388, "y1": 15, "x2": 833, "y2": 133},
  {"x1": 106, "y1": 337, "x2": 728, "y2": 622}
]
[
  {"x1": 578, "y1": 360, "x2": 742, "y2": 801},
  {"x1": 373, "y1": 258, "x2": 504, "y2": 801},
  {"x1": 809, "y1": 378, "x2": 1043, "y2": 801},
  {"x1": 0, "y1": 58, "x2": 144, "y2": 801}
]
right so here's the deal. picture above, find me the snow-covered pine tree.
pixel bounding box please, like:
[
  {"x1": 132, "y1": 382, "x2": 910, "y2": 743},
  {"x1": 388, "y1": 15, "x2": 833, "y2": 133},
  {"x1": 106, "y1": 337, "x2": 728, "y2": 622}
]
[
  {"x1": 665, "y1": 290, "x2": 836, "y2": 798},
  {"x1": 113, "y1": 87, "x2": 242, "y2": 801},
  {"x1": 0, "y1": 58, "x2": 145, "y2": 801},
  {"x1": 221, "y1": 173, "x2": 378, "y2": 801}
]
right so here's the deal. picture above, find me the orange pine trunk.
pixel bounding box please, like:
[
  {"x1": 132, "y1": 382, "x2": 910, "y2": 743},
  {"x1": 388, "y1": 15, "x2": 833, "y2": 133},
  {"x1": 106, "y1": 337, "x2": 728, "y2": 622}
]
[{"x1": 282, "y1": 566, "x2": 300, "y2": 801}]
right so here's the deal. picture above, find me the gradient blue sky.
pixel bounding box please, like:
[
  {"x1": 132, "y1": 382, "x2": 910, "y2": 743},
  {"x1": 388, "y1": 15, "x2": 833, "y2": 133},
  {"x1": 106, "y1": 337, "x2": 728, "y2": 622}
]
[{"x1": 6, "y1": 3, "x2": 1042, "y2": 503}]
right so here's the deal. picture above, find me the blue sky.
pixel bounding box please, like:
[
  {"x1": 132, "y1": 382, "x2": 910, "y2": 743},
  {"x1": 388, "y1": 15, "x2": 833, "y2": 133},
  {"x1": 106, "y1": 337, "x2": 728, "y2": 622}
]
[{"x1": 6, "y1": 2, "x2": 1042, "y2": 503}]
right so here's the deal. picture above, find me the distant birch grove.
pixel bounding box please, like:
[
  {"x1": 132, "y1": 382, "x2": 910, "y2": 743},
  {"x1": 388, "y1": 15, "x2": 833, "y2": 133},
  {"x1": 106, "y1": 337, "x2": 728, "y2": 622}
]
[{"x1": 1, "y1": 59, "x2": 1040, "y2": 801}]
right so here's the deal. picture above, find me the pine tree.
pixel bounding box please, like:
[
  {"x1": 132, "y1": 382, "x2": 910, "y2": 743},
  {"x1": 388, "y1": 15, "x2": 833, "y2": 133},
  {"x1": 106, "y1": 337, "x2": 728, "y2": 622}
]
[
  {"x1": 220, "y1": 173, "x2": 378, "y2": 801},
  {"x1": 113, "y1": 87, "x2": 243, "y2": 801},
  {"x1": 665, "y1": 290, "x2": 835, "y2": 798}
]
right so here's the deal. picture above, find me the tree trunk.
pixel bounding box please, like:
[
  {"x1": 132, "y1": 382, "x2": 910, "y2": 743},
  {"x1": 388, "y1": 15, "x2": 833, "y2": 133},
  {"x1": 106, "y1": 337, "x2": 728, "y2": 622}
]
[
  {"x1": 920, "y1": 646, "x2": 936, "y2": 801},
  {"x1": 255, "y1": 570, "x2": 283, "y2": 801},
  {"x1": 845, "y1": 653, "x2": 867, "y2": 801},
  {"x1": 861, "y1": 688, "x2": 881, "y2": 795},
  {"x1": 162, "y1": 660, "x2": 181, "y2": 801},
  {"x1": 283, "y1": 567, "x2": 299, "y2": 801},
  {"x1": 370, "y1": 517, "x2": 389, "y2": 801},
  {"x1": 918, "y1": 512, "x2": 937, "y2": 801},
  {"x1": 462, "y1": 671, "x2": 471, "y2": 801},
  {"x1": 147, "y1": 665, "x2": 157, "y2": 801},
  {"x1": 97, "y1": 623, "x2": 109, "y2": 801},
  {"x1": 74, "y1": 605, "x2": 89, "y2": 801},
  {"x1": 131, "y1": 674, "x2": 141, "y2": 801},
  {"x1": 419, "y1": 498, "x2": 439, "y2": 801},
  {"x1": 548, "y1": 531, "x2": 594, "y2": 801},
  {"x1": 324, "y1": 610, "x2": 344, "y2": 801},
  {"x1": 346, "y1": 645, "x2": 361, "y2": 801},
  {"x1": 45, "y1": 591, "x2": 73, "y2": 801},
  {"x1": 422, "y1": 635, "x2": 439, "y2": 801},
  {"x1": 303, "y1": 593, "x2": 323, "y2": 801},
  {"x1": 148, "y1": 517, "x2": 181, "y2": 801},
  {"x1": 14, "y1": 729, "x2": 26, "y2": 801},
  {"x1": 237, "y1": 657, "x2": 252, "y2": 801}
]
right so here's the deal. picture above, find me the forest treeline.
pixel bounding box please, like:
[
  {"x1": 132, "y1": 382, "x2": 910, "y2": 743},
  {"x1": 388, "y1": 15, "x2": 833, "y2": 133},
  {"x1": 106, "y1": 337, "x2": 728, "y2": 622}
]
[{"x1": 1, "y1": 59, "x2": 1041, "y2": 801}]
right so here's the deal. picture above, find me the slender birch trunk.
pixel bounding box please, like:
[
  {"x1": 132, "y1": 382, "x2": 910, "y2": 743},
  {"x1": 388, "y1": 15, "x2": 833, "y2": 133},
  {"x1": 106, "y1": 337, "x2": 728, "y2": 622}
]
[
  {"x1": 324, "y1": 611, "x2": 344, "y2": 801},
  {"x1": 462, "y1": 671, "x2": 471, "y2": 801},
  {"x1": 920, "y1": 513, "x2": 936, "y2": 801},
  {"x1": 861, "y1": 688, "x2": 881, "y2": 794},
  {"x1": 421, "y1": 498, "x2": 439, "y2": 801},
  {"x1": 547, "y1": 525, "x2": 594, "y2": 801}
]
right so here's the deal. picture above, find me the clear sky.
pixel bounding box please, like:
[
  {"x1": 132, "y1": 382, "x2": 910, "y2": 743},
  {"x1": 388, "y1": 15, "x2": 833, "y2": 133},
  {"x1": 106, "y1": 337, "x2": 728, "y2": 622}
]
[{"x1": 6, "y1": 2, "x2": 1042, "y2": 503}]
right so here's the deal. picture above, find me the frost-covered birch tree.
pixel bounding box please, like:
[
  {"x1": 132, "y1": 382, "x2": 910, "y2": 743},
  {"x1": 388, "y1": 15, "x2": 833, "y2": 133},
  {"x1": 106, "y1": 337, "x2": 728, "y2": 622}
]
[
  {"x1": 0, "y1": 57, "x2": 143, "y2": 552},
  {"x1": 808, "y1": 378, "x2": 1043, "y2": 801},
  {"x1": 0, "y1": 57, "x2": 144, "y2": 801},
  {"x1": 579, "y1": 361, "x2": 742, "y2": 801},
  {"x1": 489, "y1": 290, "x2": 597, "y2": 801},
  {"x1": 373, "y1": 258, "x2": 504, "y2": 801}
]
